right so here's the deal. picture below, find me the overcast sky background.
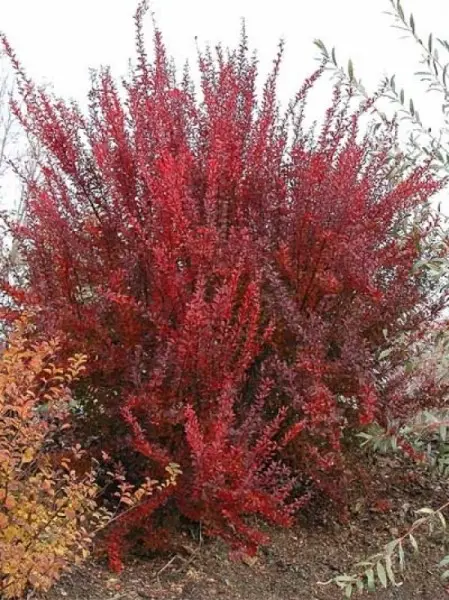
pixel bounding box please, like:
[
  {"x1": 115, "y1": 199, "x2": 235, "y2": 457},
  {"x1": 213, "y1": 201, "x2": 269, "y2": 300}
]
[
  {"x1": 0, "y1": 0, "x2": 446, "y2": 109},
  {"x1": 1, "y1": 0, "x2": 449, "y2": 208}
]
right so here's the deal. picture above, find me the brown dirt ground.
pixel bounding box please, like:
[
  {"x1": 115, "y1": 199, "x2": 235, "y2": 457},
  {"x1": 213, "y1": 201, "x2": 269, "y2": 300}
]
[{"x1": 44, "y1": 455, "x2": 449, "y2": 600}]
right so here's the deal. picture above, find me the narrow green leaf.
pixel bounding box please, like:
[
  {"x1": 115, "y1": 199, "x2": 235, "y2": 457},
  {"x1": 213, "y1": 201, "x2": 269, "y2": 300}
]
[
  {"x1": 331, "y1": 47, "x2": 337, "y2": 66},
  {"x1": 400, "y1": 89, "x2": 405, "y2": 104},
  {"x1": 416, "y1": 507, "x2": 434, "y2": 515},
  {"x1": 429, "y1": 33, "x2": 433, "y2": 53},
  {"x1": 335, "y1": 576, "x2": 356, "y2": 584},
  {"x1": 366, "y1": 568, "x2": 375, "y2": 591},
  {"x1": 377, "y1": 562, "x2": 388, "y2": 588},
  {"x1": 410, "y1": 13, "x2": 415, "y2": 34},
  {"x1": 355, "y1": 561, "x2": 376, "y2": 569},
  {"x1": 409, "y1": 533, "x2": 419, "y2": 554},
  {"x1": 398, "y1": 542, "x2": 405, "y2": 571},
  {"x1": 386, "y1": 539, "x2": 399, "y2": 555},
  {"x1": 437, "y1": 37, "x2": 449, "y2": 52},
  {"x1": 348, "y1": 59, "x2": 354, "y2": 81},
  {"x1": 356, "y1": 432, "x2": 373, "y2": 441},
  {"x1": 344, "y1": 583, "x2": 353, "y2": 598},
  {"x1": 385, "y1": 554, "x2": 396, "y2": 585},
  {"x1": 313, "y1": 39, "x2": 329, "y2": 58},
  {"x1": 439, "y1": 555, "x2": 449, "y2": 568},
  {"x1": 379, "y1": 347, "x2": 393, "y2": 360},
  {"x1": 313, "y1": 39, "x2": 325, "y2": 51}
]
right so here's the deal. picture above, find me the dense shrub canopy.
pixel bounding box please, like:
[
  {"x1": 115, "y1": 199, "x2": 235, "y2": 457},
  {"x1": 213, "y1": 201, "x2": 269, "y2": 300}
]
[{"x1": 1, "y1": 3, "x2": 448, "y2": 565}]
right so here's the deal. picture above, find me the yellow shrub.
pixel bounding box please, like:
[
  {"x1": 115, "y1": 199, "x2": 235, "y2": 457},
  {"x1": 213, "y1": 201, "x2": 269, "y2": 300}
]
[{"x1": 0, "y1": 317, "x2": 109, "y2": 599}]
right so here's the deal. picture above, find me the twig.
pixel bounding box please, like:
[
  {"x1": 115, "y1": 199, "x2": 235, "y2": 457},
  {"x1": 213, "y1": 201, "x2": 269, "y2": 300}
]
[{"x1": 155, "y1": 554, "x2": 181, "y2": 580}]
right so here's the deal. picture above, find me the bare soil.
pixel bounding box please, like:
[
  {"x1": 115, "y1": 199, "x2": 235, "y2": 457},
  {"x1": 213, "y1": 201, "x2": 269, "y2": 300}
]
[{"x1": 44, "y1": 456, "x2": 449, "y2": 600}]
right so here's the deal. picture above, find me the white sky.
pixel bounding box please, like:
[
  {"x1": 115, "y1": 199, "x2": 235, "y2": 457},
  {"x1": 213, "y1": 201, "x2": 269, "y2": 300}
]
[
  {"x1": 1, "y1": 0, "x2": 449, "y2": 209},
  {"x1": 0, "y1": 0, "x2": 446, "y2": 106}
]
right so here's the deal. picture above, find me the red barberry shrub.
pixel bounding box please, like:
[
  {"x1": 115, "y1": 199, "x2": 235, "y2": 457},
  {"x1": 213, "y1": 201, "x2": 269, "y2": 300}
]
[
  {"x1": 260, "y1": 105, "x2": 448, "y2": 498},
  {"x1": 1, "y1": 2, "x2": 447, "y2": 558},
  {"x1": 108, "y1": 267, "x2": 306, "y2": 563}
]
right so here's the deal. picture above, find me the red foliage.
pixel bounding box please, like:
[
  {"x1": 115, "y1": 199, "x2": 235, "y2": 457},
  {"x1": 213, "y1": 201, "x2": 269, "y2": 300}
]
[{"x1": 1, "y1": 3, "x2": 447, "y2": 558}]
